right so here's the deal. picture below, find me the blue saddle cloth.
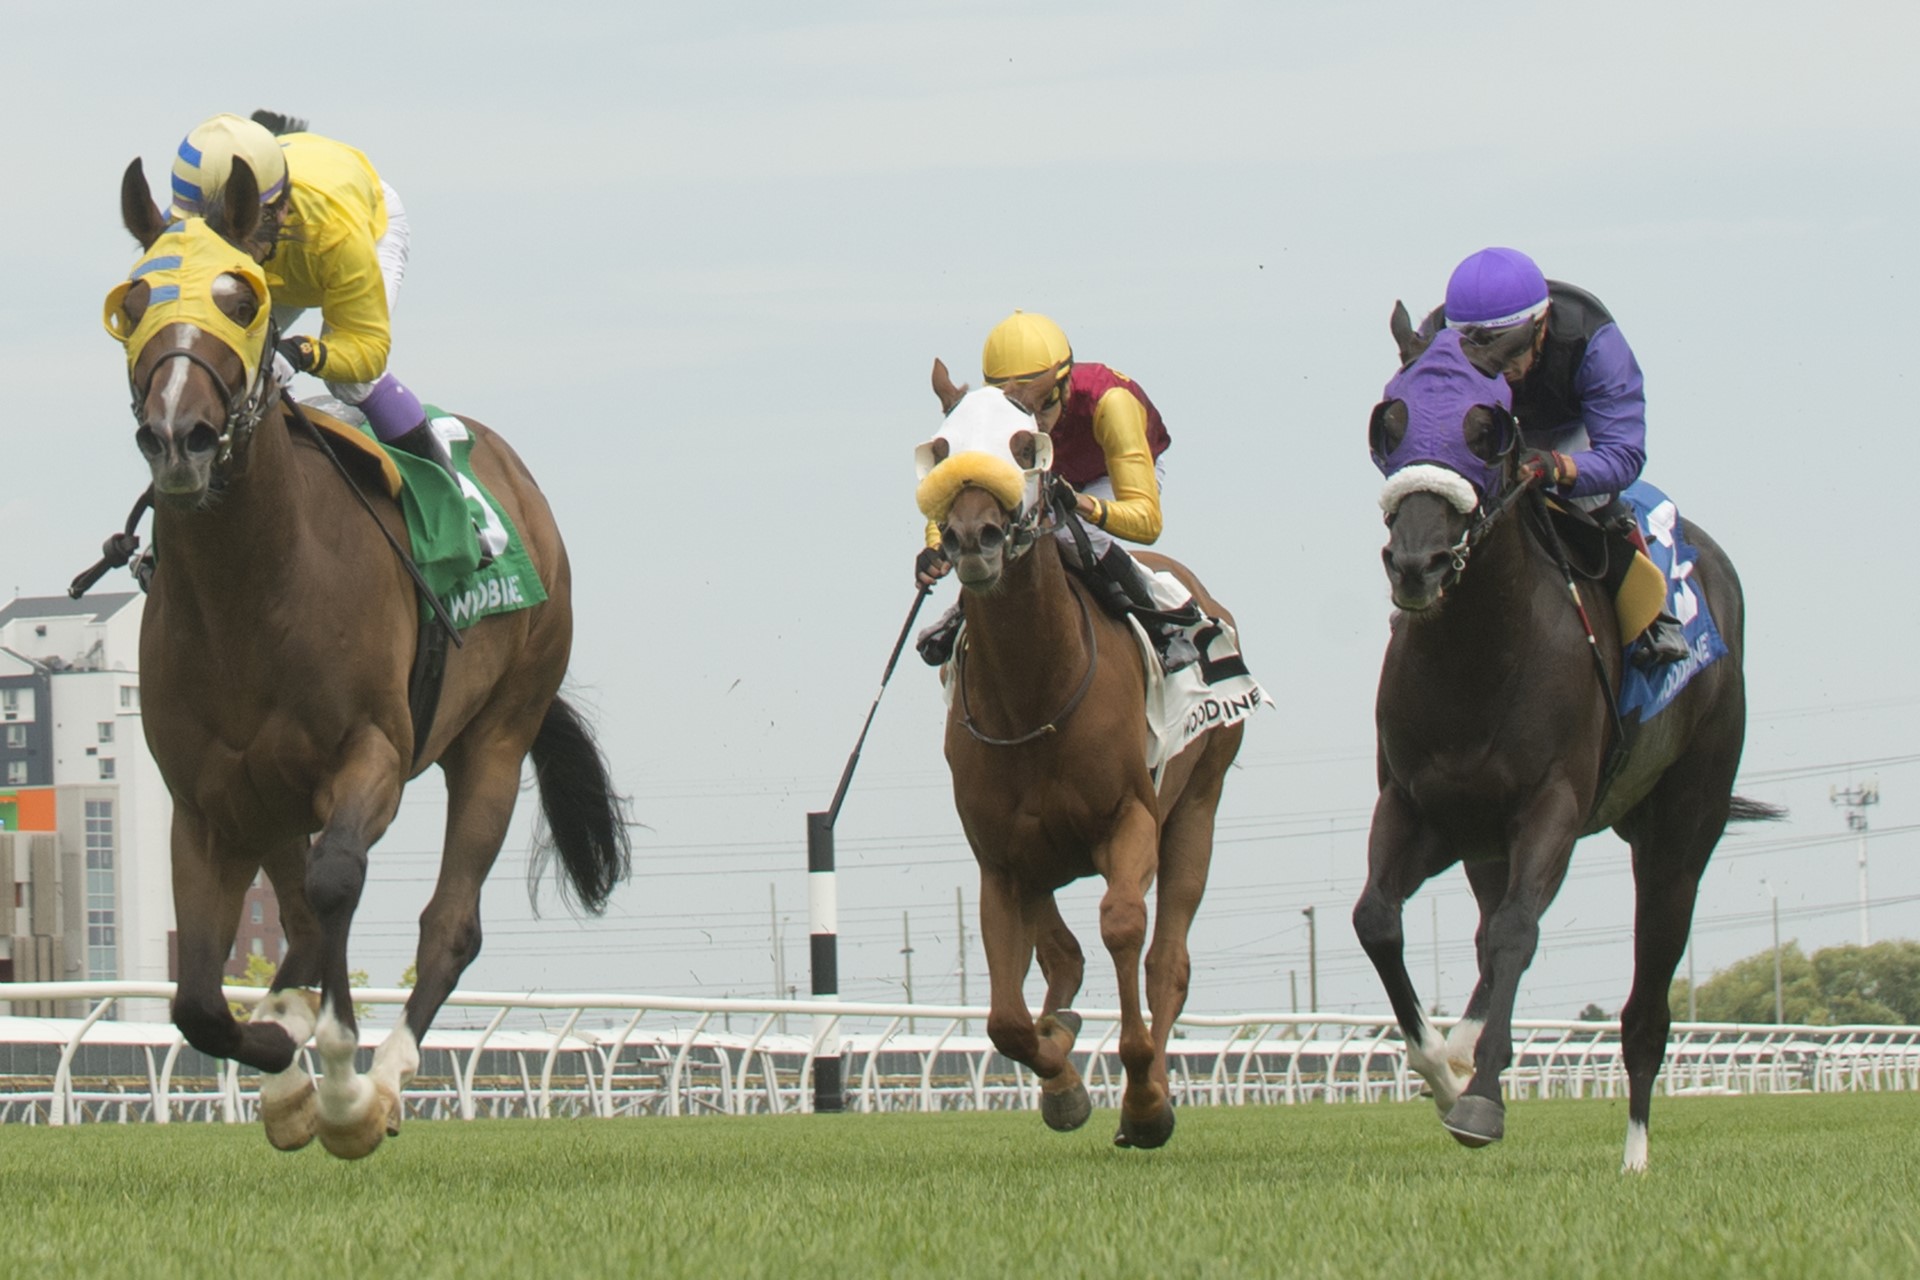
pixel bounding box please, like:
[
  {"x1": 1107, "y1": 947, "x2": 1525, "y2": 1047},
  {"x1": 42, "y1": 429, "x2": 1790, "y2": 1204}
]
[{"x1": 1616, "y1": 480, "x2": 1728, "y2": 723}]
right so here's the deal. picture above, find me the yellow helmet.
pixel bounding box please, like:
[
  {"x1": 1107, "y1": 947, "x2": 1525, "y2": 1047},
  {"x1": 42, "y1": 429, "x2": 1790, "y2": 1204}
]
[
  {"x1": 982, "y1": 311, "x2": 1072, "y2": 391},
  {"x1": 170, "y1": 114, "x2": 289, "y2": 220}
]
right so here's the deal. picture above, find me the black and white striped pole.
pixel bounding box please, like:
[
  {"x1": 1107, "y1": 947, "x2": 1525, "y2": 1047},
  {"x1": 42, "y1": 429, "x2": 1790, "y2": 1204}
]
[{"x1": 809, "y1": 583, "x2": 932, "y2": 1113}]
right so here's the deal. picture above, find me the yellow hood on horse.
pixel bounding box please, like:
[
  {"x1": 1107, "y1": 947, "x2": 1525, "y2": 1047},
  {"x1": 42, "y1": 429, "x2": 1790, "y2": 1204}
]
[{"x1": 104, "y1": 218, "x2": 272, "y2": 387}]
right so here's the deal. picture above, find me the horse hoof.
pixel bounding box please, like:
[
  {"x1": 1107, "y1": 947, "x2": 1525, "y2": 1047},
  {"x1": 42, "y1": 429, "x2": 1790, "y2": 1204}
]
[
  {"x1": 261, "y1": 1078, "x2": 317, "y2": 1152},
  {"x1": 316, "y1": 1085, "x2": 397, "y2": 1161},
  {"x1": 1443, "y1": 1096, "x2": 1505, "y2": 1148},
  {"x1": 1114, "y1": 1106, "x2": 1176, "y2": 1150},
  {"x1": 1039, "y1": 1082, "x2": 1092, "y2": 1132}
]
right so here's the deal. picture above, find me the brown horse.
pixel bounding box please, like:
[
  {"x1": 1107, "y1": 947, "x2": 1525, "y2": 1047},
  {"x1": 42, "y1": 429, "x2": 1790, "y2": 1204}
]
[
  {"x1": 1354, "y1": 309, "x2": 1780, "y2": 1170},
  {"x1": 110, "y1": 158, "x2": 630, "y2": 1158},
  {"x1": 922, "y1": 361, "x2": 1245, "y2": 1148}
]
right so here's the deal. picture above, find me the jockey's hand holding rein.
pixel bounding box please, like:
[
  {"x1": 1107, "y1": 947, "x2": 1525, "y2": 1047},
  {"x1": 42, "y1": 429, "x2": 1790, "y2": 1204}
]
[{"x1": 915, "y1": 545, "x2": 951, "y2": 588}]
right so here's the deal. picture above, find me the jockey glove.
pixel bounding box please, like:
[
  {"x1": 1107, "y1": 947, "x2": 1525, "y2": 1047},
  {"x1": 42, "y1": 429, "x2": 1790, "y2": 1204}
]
[
  {"x1": 276, "y1": 334, "x2": 326, "y2": 376},
  {"x1": 1519, "y1": 449, "x2": 1577, "y2": 488},
  {"x1": 915, "y1": 545, "x2": 949, "y2": 585}
]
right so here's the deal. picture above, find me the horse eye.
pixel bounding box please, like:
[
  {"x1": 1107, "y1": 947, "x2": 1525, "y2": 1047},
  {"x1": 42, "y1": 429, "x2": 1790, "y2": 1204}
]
[
  {"x1": 1369, "y1": 400, "x2": 1407, "y2": 458},
  {"x1": 1009, "y1": 429, "x2": 1037, "y2": 469},
  {"x1": 1462, "y1": 405, "x2": 1511, "y2": 464}
]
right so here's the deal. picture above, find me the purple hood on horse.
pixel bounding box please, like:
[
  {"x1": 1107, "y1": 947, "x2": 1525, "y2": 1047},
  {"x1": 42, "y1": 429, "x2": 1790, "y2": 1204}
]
[{"x1": 1370, "y1": 328, "x2": 1514, "y2": 507}]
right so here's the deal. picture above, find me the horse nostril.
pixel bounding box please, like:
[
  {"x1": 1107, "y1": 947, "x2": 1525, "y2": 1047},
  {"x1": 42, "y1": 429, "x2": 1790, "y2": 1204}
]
[
  {"x1": 184, "y1": 423, "x2": 219, "y2": 457},
  {"x1": 978, "y1": 526, "x2": 1006, "y2": 553},
  {"x1": 135, "y1": 427, "x2": 162, "y2": 460}
]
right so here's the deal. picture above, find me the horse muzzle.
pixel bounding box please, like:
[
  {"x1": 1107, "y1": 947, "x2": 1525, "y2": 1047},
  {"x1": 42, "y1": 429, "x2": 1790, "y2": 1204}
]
[
  {"x1": 1383, "y1": 543, "x2": 1456, "y2": 611},
  {"x1": 137, "y1": 421, "x2": 220, "y2": 502}
]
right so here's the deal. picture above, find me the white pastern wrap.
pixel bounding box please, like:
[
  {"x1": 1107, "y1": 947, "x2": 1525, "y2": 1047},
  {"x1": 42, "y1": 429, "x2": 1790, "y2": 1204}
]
[
  {"x1": 312, "y1": 1006, "x2": 374, "y2": 1126},
  {"x1": 1405, "y1": 1022, "x2": 1471, "y2": 1114},
  {"x1": 252, "y1": 989, "x2": 319, "y2": 1104},
  {"x1": 1621, "y1": 1120, "x2": 1650, "y2": 1173},
  {"x1": 1379, "y1": 465, "x2": 1478, "y2": 517},
  {"x1": 372, "y1": 1025, "x2": 421, "y2": 1095}
]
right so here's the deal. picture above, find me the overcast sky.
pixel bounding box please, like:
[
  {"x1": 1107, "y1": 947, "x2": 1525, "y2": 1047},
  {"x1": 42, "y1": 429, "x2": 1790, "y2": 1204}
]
[{"x1": 2, "y1": 1, "x2": 1915, "y2": 1026}]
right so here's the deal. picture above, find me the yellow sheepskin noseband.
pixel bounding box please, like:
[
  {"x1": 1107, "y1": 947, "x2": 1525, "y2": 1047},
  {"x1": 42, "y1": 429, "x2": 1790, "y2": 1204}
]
[{"x1": 914, "y1": 386, "x2": 1055, "y2": 525}]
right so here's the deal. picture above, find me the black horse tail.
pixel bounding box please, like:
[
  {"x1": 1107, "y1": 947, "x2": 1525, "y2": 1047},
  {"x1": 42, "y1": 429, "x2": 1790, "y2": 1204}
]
[
  {"x1": 527, "y1": 692, "x2": 633, "y2": 915},
  {"x1": 250, "y1": 109, "x2": 309, "y2": 136},
  {"x1": 1728, "y1": 796, "x2": 1789, "y2": 823}
]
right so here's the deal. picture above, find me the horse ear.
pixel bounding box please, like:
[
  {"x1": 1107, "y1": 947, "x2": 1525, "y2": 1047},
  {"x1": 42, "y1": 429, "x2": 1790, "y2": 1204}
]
[
  {"x1": 1006, "y1": 373, "x2": 1054, "y2": 417},
  {"x1": 218, "y1": 158, "x2": 262, "y2": 246},
  {"x1": 121, "y1": 159, "x2": 167, "y2": 249},
  {"x1": 931, "y1": 358, "x2": 969, "y2": 414},
  {"x1": 1391, "y1": 301, "x2": 1431, "y2": 366}
]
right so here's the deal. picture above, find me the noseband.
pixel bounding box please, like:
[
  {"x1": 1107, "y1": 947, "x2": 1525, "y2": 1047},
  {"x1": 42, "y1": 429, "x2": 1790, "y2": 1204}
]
[{"x1": 131, "y1": 322, "x2": 277, "y2": 471}]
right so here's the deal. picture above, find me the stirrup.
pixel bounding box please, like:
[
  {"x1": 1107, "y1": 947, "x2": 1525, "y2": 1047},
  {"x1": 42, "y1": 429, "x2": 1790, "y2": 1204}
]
[
  {"x1": 1632, "y1": 614, "x2": 1689, "y2": 669},
  {"x1": 916, "y1": 602, "x2": 963, "y2": 666}
]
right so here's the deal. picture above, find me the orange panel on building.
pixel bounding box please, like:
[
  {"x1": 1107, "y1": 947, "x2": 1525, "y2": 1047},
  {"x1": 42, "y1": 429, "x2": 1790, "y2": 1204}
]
[{"x1": 0, "y1": 788, "x2": 56, "y2": 832}]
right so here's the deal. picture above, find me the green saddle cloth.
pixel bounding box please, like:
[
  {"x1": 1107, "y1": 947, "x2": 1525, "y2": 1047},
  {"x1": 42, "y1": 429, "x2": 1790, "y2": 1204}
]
[{"x1": 379, "y1": 406, "x2": 547, "y2": 628}]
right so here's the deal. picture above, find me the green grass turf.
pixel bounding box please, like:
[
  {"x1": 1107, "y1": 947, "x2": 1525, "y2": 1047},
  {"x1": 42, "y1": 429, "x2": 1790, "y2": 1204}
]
[{"x1": 3, "y1": 1094, "x2": 1917, "y2": 1278}]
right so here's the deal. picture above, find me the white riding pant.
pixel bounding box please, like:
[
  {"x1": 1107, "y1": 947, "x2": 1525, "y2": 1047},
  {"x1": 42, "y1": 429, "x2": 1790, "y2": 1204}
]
[
  {"x1": 1053, "y1": 461, "x2": 1193, "y2": 611},
  {"x1": 270, "y1": 180, "x2": 411, "y2": 405}
]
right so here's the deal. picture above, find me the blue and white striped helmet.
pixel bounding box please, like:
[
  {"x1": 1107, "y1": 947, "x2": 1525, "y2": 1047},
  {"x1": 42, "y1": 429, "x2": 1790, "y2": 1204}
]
[{"x1": 169, "y1": 114, "x2": 289, "y2": 220}]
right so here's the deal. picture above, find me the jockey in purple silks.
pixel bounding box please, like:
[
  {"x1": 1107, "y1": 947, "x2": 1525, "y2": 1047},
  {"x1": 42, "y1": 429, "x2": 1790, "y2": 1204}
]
[{"x1": 1432, "y1": 247, "x2": 1688, "y2": 666}]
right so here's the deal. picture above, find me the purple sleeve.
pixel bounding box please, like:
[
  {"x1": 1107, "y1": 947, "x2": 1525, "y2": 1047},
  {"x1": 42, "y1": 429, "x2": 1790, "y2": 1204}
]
[{"x1": 1566, "y1": 322, "x2": 1646, "y2": 498}]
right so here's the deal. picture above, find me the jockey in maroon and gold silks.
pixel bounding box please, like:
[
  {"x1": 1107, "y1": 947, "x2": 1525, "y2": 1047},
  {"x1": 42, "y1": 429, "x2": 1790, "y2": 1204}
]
[{"x1": 1045, "y1": 362, "x2": 1172, "y2": 546}]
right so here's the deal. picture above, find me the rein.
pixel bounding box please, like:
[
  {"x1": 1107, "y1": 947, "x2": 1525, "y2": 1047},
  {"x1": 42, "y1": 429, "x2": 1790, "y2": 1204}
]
[
  {"x1": 1525, "y1": 490, "x2": 1630, "y2": 818},
  {"x1": 954, "y1": 481, "x2": 1100, "y2": 747}
]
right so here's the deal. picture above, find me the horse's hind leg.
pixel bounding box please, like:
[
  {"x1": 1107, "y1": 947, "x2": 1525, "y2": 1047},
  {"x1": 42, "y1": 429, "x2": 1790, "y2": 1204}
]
[
  {"x1": 979, "y1": 868, "x2": 1088, "y2": 1132},
  {"x1": 1092, "y1": 800, "x2": 1165, "y2": 1148},
  {"x1": 1616, "y1": 786, "x2": 1731, "y2": 1172},
  {"x1": 375, "y1": 738, "x2": 529, "y2": 1129},
  {"x1": 306, "y1": 728, "x2": 405, "y2": 1160}
]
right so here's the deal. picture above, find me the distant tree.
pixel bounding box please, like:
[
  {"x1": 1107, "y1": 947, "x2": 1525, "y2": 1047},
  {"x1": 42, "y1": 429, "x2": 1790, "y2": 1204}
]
[
  {"x1": 1577, "y1": 1002, "x2": 1613, "y2": 1022},
  {"x1": 399, "y1": 963, "x2": 418, "y2": 989},
  {"x1": 1669, "y1": 940, "x2": 1920, "y2": 1025}
]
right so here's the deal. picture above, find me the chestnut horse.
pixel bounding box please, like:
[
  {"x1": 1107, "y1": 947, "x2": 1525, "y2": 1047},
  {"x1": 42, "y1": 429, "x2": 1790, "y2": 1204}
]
[
  {"x1": 1354, "y1": 307, "x2": 1780, "y2": 1171},
  {"x1": 110, "y1": 159, "x2": 630, "y2": 1158},
  {"x1": 922, "y1": 360, "x2": 1244, "y2": 1148}
]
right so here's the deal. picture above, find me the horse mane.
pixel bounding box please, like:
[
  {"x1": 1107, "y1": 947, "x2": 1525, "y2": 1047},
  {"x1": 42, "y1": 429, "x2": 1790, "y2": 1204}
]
[{"x1": 250, "y1": 109, "x2": 308, "y2": 136}]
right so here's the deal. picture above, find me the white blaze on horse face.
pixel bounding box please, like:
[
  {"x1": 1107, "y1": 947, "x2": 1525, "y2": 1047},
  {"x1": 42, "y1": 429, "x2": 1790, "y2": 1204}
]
[{"x1": 915, "y1": 386, "x2": 1055, "y2": 520}]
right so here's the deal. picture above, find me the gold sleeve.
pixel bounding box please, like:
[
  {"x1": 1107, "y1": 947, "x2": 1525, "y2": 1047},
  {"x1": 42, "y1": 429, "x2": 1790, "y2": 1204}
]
[
  {"x1": 308, "y1": 228, "x2": 392, "y2": 383},
  {"x1": 924, "y1": 518, "x2": 942, "y2": 550},
  {"x1": 1087, "y1": 388, "x2": 1163, "y2": 544}
]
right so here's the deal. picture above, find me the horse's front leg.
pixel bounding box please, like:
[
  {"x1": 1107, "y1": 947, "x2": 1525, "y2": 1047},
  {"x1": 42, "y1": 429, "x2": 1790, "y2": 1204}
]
[
  {"x1": 247, "y1": 835, "x2": 329, "y2": 1151},
  {"x1": 979, "y1": 867, "x2": 1089, "y2": 1132},
  {"x1": 1094, "y1": 801, "x2": 1166, "y2": 1149},
  {"x1": 306, "y1": 727, "x2": 404, "y2": 1160},
  {"x1": 1352, "y1": 786, "x2": 1464, "y2": 1114},
  {"x1": 1444, "y1": 787, "x2": 1580, "y2": 1149}
]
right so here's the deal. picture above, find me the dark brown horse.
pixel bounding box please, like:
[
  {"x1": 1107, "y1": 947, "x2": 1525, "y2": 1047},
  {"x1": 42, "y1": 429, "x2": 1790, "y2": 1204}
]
[
  {"x1": 922, "y1": 361, "x2": 1245, "y2": 1148},
  {"x1": 110, "y1": 159, "x2": 630, "y2": 1158},
  {"x1": 1354, "y1": 307, "x2": 1780, "y2": 1171}
]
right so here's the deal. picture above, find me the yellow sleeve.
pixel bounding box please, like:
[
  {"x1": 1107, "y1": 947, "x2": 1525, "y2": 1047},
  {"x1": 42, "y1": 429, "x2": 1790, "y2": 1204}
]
[
  {"x1": 1088, "y1": 388, "x2": 1163, "y2": 544},
  {"x1": 309, "y1": 225, "x2": 392, "y2": 385},
  {"x1": 924, "y1": 518, "x2": 942, "y2": 550}
]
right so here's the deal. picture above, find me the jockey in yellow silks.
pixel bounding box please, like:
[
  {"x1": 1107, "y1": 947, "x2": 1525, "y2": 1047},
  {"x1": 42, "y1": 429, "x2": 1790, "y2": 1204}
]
[
  {"x1": 168, "y1": 112, "x2": 456, "y2": 483},
  {"x1": 916, "y1": 311, "x2": 1205, "y2": 672}
]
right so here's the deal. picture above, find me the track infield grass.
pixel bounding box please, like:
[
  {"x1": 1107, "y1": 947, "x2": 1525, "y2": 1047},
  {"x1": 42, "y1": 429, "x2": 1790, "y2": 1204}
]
[{"x1": 3, "y1": 1093, "x2": 1917, "y2": 1278}]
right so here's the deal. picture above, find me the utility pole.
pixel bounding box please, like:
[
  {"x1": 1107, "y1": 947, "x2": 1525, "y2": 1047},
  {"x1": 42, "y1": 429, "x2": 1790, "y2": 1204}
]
[
  {"x1": 1430, "y1": 897, "x2": 1442, "y2": 1017},
  {"x1": 1290, "y1": 970, "x2": 1298, "y2": 1015},
  {"x1": 901, "y1": 911, "x2": 916, "y2": 1034},
  {"x1": 1302, "y1": 906, "x2": 1318, "y2": 1013},
  {"x1": 1687, "y1": 946, "x2": 1696, "y2": 1022},
  {"x1": 1766, "y1": 881, "x2": 1784, "y2": 1024},
  {"x1": 1830, "y1": 781, "x2": 1880, "y2": 947},
  {"x1": 771, "y1": 884, "x2": 787, "y2": 1035},
  {"x1": 955, "y1": 887, "x2": 968, "y2": 1035}
]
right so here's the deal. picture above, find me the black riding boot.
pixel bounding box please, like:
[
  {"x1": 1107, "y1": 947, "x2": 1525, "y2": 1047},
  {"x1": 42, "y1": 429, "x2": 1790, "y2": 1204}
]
[
  {"x1": 1593, "y1": 498, "x2": 1689, "y2": 669},
  {"x1": 917, "y1": 600, "x2": 965, "y2": 666},
  {"x1": 1634, "y1": 613, "x2": 1690, "y2": 668},
  {"x1": 390, "y1": 420, "x2": 493, "y2": 567},
  {"x1": 1091, "y1": 545, "x2": 1203, "y2": 674}
]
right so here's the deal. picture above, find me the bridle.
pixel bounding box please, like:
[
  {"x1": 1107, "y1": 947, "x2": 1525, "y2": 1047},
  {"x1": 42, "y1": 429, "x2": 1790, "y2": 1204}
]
[
  {"x1": 952, "y1": 478, "x2": 1099, "y2": 746},
  {"x1": 129, "y1": 319, "x2": 277, "y2": 473}
]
